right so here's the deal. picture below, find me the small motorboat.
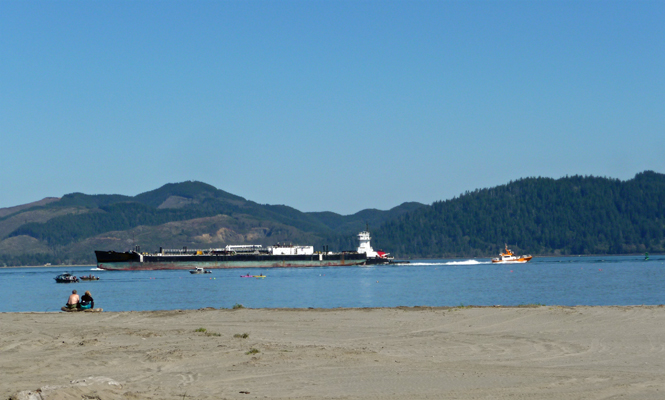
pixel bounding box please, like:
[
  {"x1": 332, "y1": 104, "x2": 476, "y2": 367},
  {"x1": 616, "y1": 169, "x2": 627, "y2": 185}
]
[
  {"x1": 491, "y1": 244, "x2": 532, "y2": 264},
  {"x1": 79, "y1": 274, "x2": 100, "y2": 281},
  {"x1": 190, "y1": 267, "x2": 211, "y2": 274},
  {"x1": 54, "y1": 273, "x2": 79, "y2": 283}
]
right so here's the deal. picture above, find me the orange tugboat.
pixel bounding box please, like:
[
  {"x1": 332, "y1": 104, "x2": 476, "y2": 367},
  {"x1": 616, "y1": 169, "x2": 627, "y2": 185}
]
[{"x1": 491, "y1": 244, "x2": 532, "y2": 263}]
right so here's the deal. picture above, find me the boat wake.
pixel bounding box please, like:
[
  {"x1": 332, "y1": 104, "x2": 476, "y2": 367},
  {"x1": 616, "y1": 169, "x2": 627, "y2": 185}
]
[
  {"x1": 409, "y1": 260, "x2": 491, "y2": 266},
  {"x1": 90, "y1": 267, "x2": 104, "y2": 271},
  {"x1": 444, "y1": 260, "x2": 492, "y2": 265}
]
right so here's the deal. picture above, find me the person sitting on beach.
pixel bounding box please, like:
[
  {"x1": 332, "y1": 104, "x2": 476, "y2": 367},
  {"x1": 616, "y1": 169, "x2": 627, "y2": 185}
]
[
  {"x1": 66, "y1": 290, "x2": 80, "y2": 309},
  {"x1": 80, "y1": 291, "x2": 94, "y2": 310}
]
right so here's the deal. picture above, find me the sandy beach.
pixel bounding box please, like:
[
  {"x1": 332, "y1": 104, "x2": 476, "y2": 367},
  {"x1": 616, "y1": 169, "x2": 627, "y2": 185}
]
[{"x1": 3, "y1": 306, "x2": 665, "y2": 400}]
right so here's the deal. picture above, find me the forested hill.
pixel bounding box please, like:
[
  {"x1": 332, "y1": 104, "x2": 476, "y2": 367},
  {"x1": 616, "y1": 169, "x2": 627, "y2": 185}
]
[
  {"x1": 373, "y1": 171, "x2": 665, "y2": 258},
  {"x1": 2, "y1": 172, "x2": 664, "y2": 266},
  {"x1": 0, "y1": 181, "x2": 423, "y2": 266}
]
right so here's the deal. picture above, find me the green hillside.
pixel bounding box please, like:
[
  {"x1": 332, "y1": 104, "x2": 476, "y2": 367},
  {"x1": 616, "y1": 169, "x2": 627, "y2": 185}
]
[
  {"x1": 374, "y1": 171, "x2": 665, "y2": 258},
  {"x1": 2, "y1": 172, "x2": 664, "y2": 266},
  {"x1": 0, "y1": 181, "x2": 424, "y2": 266}
]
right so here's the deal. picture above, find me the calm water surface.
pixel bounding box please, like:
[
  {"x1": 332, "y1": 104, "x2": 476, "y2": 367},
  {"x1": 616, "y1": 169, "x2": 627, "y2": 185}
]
[{"x1": 1, "y1": 255, "x2": 663, "y2": 312}]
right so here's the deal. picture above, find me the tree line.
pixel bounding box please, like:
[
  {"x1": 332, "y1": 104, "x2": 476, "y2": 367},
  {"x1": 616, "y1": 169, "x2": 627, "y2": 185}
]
[
  {"x1": 372, "y1": 171, "x2": 665, "y2": 258},
  {"x1": 4, "y1": 172, "x2": 665, "y2": 265}
]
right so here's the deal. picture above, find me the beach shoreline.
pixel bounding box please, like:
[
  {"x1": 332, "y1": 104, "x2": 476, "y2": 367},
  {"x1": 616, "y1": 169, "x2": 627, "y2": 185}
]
[{"x1": 4, "y1": 305, "x2": 665, "y2": 399}]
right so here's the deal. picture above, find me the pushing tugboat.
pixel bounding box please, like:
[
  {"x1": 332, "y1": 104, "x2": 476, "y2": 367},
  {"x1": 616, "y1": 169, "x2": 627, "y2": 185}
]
[
  {"x1": 358, "y1": 230, "x2": 393, "y2": 265},
  {"x1": 357, "y1": 229, "x2": 409, "y2": 265}
]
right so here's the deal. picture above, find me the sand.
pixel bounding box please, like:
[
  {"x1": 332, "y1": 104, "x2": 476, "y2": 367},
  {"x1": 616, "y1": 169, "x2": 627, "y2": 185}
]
[{"x1": 3, "y1": 306, "x2": 665, "y2": 400}]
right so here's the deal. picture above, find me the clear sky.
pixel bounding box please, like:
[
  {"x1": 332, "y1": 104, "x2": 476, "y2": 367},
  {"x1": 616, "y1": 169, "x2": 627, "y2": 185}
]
[{"x1": 1, "y1": 1, "x2": 663, "y2": 215}]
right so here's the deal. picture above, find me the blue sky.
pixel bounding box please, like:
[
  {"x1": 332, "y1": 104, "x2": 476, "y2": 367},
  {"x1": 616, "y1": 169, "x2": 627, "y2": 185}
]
[{"x1": 1, "y1": 1, "x2": 663, "y2": 214}]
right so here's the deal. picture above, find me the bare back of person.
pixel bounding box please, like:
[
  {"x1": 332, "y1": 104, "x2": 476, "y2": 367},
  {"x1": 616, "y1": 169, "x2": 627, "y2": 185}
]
[{"x1": 67, "y1": 290, "x2": 80, "y2": 308}]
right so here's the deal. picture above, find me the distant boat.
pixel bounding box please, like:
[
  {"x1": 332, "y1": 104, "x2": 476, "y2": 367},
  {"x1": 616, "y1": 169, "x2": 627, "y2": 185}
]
[
  {"x1": 79, "y1": 274, "x2": 100, "y2": 281},
  {"x1": 492, "y1": 244, "x2": 532, "y2": 264},
  {"x1": 54, "y1": 273, "x2": 78, "y2": 283},
  {"x1": 189, "y1": 267, "x2": 211, "y2": 274},
  {"x1": 645, "y1": 252, "x2": 649, "y2": 261}
]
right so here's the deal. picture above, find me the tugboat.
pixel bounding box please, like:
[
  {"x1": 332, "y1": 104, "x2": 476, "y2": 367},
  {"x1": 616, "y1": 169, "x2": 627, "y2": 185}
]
[
  {"x1": 54, "y1": 273, "x2": 79, "y2": 283},
  {"x1": 357, "y1": 230, "x2": 393, "y2": 265},
  {"x1": 356, "y1": 229, "x2": 409, "y2": 265},
  {"x1": 491, "y1": 244, "x2": 533, "y2": 264}
]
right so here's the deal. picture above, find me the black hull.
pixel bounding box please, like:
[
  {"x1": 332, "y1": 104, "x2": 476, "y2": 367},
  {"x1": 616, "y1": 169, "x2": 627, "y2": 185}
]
[{"x1": 95, "y1": 250, "x2": 367, "y2": 270}]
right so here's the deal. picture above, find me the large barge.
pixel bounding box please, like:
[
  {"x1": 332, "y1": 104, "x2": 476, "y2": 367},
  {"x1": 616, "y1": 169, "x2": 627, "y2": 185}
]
[{"x1": 95, "y1": 231, "x2": 392, "y2": 271}]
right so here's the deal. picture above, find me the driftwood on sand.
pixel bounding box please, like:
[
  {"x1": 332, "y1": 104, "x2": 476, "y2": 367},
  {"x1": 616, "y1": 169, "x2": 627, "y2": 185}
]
[{"x1": 60, "y1": 306, "x2": 103, "y2": 312}]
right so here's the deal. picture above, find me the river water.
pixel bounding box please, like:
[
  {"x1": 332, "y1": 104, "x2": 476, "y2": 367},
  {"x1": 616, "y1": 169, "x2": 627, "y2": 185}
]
[{"x1": 1, "y1": 255, "x2": 663, "y2": 312}]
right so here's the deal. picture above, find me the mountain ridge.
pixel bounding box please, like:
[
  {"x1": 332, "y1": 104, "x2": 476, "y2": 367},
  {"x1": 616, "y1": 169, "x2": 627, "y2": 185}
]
[
  {"x1": 0, "y1": 181, "x2": 423, "y2": 266},
  {"x1": 373, "y1": 171, "x2": 665, "y2": 258},
  {"x1": 2, "y1": 172, "x2": 665, "y2": 266}
]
